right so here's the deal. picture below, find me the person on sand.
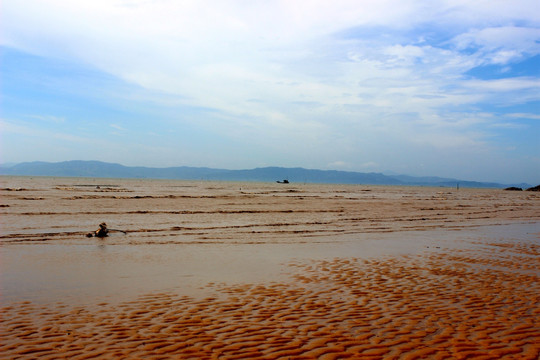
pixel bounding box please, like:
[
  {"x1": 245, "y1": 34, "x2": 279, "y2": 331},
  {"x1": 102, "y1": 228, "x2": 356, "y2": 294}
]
[
  {"x1": 87, "y1": 222, "x2": 109, "y2": 238},
  {"x1": 95, "y1": 222, "x2": 109, "y2": 237},
  {"x1": 86, "y1": 222, "x2": 127, "y2": 237}
]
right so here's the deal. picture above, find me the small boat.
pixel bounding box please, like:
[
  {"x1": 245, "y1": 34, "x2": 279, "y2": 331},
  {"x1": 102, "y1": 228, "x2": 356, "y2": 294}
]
[{"x1": 276, "y1": 179, "x2": 289, "y2": 184}]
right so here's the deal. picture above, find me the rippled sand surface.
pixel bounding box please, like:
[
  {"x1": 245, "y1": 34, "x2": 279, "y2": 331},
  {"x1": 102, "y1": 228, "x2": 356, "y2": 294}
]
[{"x1": 1, "y1": 176, "x2": 539, "y2": 359}]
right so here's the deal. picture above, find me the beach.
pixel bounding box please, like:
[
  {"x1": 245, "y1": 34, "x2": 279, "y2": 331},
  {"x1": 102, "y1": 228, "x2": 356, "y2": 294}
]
[{"x1": 1, "y1": 176, "x2": 539, "y2": 359}]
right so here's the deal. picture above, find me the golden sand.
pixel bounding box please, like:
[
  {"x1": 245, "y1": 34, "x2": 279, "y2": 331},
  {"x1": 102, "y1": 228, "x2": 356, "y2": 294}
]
[{"x1": 1, "y1": 177, "x2": 539, "y2": 359}]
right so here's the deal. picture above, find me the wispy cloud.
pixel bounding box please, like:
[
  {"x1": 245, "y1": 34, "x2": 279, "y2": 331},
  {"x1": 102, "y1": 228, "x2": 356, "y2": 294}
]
[
  {"x1": 452, "y1": 26, "x2": 540, "y2": 65},
  {"x1": 0, "y1": 119, "x2": 88, "y2": 142},
  {"x1": 1, "y1": 0, "x2": 539, "y2": 183},
  {"x1": 26, "y1": 114, "x2": 66, "y2": 123},
  {"x1": 110, "y1": 124, "x2": 127, "y2": 131},
  {"x1": 507, "y1": 113, "x2": 540, "y2": 120}
]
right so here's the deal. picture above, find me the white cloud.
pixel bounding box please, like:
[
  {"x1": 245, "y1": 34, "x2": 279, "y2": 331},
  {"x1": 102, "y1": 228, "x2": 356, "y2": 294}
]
[
  {"x1": 452, "y1": 26, "x2": 540, "y2": 65},
  {"x1": 1, "y1": 0, "x2": 539, "y2": 182},
  {"x1": 26, "y1": 114, "x2": 66, "y2": 123},
  {"x1": 0, "y1": 119, "x2": 88, "y2": 143},
  {"x1": 507, "y1": 113, "x2": 540, "y2": 120},
  {"x1": 462, "y1": 77, "x2": 540, "y2": 95},
  {"x1": 110, "y1": 124, "x2": 127, "y2": 131}
]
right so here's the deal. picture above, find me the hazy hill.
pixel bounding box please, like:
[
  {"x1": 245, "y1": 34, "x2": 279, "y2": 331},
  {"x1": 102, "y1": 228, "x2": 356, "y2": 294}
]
[{"x1": 0, "y1": 160, "x2": 531, "y2": 188}]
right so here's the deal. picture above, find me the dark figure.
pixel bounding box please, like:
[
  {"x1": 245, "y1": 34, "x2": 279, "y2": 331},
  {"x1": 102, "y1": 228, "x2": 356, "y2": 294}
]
[
  {"x1": 86, "y1": 222, "x2": 127, "y2": 237},
  {"x1": 86, "y1": 222, "x2": 109, "y2": 237},
  {"x1": 95, "y1": 222, "x2": 109, "y2": 237}
]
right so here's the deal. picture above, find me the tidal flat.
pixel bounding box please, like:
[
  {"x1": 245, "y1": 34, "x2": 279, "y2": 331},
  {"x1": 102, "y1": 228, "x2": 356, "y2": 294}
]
[{"x1": 1, "y1": 176, "x2": 539, "y2": 359}]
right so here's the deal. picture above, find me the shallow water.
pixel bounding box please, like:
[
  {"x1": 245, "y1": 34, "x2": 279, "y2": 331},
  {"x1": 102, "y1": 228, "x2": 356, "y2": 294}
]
[
  {"x1": 1, "y1": 176, "x2": 539, "y2": 304},
  {"x1": 2, "y1": 222, "x2": 538, "y2": 306}
]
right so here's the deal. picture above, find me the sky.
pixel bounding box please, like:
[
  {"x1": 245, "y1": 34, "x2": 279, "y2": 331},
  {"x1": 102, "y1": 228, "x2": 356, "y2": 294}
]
[{"x1": 1, "y1": 0, "x2": 539, "y2": 184}]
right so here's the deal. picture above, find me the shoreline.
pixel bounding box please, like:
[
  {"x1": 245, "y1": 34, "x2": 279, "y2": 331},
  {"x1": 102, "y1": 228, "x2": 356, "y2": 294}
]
[
  {"x1": 2, "y1": 221, "x2": 538, "y2": 307},
  {"x1": 1, "y1": 177, "x2": 539, "y2": 358}
]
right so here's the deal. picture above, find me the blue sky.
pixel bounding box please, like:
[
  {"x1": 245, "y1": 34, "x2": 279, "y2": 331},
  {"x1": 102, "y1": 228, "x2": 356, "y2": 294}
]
[{"x1": 1, "y1": 0, "x2": 539, "y2": 184}]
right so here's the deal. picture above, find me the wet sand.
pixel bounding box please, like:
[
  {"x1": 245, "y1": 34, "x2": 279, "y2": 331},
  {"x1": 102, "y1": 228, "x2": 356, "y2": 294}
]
[{"x1": 1, "y1": 176, "x2": 539, "y2": 359}]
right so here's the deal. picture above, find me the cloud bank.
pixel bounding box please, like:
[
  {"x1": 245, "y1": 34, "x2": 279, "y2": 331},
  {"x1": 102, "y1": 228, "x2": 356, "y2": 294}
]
[{"x1": 1, "y1": 0, "x2": 539, "y2": 183}]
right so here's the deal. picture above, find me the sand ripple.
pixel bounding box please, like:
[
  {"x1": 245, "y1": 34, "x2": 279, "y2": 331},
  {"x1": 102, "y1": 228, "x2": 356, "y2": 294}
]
[{"x1": 2, "y1": 239, "x2": 538, "y2": 359}]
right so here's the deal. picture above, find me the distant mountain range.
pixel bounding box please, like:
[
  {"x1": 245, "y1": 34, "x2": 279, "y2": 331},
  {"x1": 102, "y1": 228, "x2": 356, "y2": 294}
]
[{"x1": 0, "y1": 160, "x2": 533, "y2": 188}]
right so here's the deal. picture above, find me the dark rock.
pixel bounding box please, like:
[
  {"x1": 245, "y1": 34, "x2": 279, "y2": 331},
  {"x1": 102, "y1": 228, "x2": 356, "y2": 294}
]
[
  {"x1": 526, "y1": 185, "x2": 540, "y2": 191},
  {"x1": 504, "y1": 187, "x2": 523, "y2": 191}
]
